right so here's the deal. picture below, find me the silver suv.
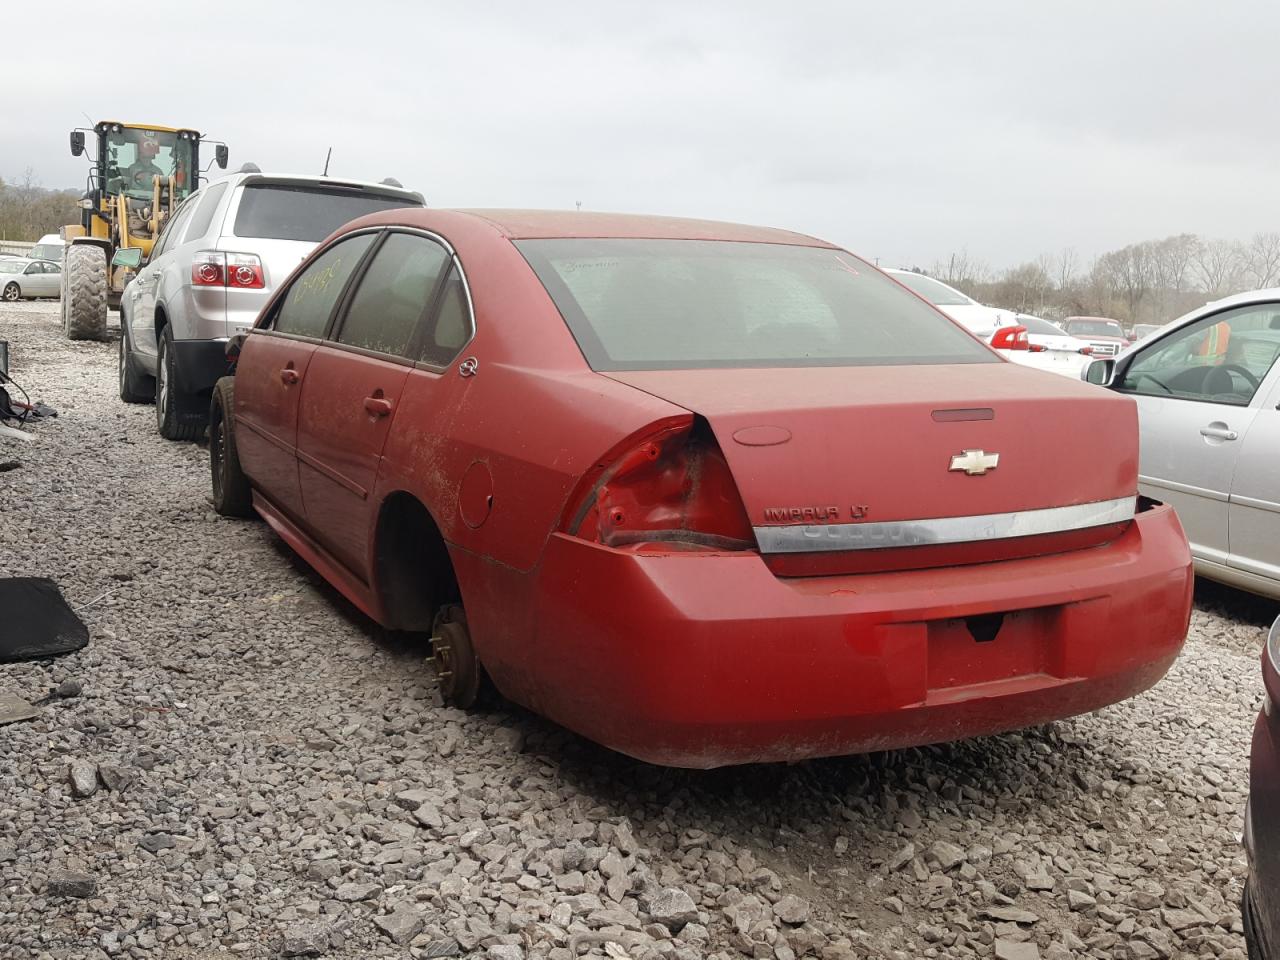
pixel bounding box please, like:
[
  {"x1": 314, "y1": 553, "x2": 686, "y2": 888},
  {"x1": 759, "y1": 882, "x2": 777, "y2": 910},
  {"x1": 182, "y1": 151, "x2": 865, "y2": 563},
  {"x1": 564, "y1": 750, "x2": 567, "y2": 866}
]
[{"x1": 119, "y1": 169, "x2": 424, "y2": 439}]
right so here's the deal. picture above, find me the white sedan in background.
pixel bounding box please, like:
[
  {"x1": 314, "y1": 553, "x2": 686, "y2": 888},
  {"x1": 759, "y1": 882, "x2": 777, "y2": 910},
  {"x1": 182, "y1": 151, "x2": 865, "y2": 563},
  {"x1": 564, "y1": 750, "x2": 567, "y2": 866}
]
[
  {"x1": 0, "y1": 259, "x2": 62, "y2": 301},
  {"x1": 883, "y1": 268, "x2": 1016, "y2": 340},
  {"x1": 999, "y1": 314, "x2": 1094, "y2": 378}
]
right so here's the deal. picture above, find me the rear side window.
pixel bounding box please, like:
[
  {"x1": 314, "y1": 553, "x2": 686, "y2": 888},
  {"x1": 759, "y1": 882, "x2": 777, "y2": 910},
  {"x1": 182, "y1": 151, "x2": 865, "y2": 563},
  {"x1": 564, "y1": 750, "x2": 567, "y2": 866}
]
[
  {"x1": 336, "y1": 233, "x2": 450, "y2": 358},
  {"x1": 517, "y1": 239, "x2": 995, "y2": 370},
  {"x1": 418, "y1": 268, "x2": 472, "y2": 366},
  {"x1": 233, "y1": 184, "x2": 418, "y2": 242},
  {"x1": 273, "y1": 233, "x2": 376, "y2": 338},
  {"x1": 182, "y1": 182, "x2": 229, "y2": 243}
]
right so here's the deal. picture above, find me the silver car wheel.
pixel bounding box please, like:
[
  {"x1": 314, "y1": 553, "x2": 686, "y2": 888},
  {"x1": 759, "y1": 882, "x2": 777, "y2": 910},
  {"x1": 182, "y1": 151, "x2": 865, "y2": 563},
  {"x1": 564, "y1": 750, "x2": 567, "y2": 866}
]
[
  {"x1": 156, "y1": 339, "x2": 169, "y2": 425},
  {"x1": 1, "y1": 283, "x2": 19, "y2": 302}
]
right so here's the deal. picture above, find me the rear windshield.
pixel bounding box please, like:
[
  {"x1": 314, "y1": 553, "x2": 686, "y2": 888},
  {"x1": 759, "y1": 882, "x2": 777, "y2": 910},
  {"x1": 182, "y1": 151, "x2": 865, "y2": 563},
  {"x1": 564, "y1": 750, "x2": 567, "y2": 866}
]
[
  {"x1": 889, "y1": 271, "x2": 973, "y2": 306},
  {"x1": 517, "y1": 239, "x2": 996, "y2": 370},
  {"x1": 1066, "y1": 319, "x2": 1125, "y2": 337},
  {"x1": 232, "y1": 184, "x2": 418, "y2": 242},
  {"x1": 1018, "y1": 315, "x2": 1064, "y2": 336}
]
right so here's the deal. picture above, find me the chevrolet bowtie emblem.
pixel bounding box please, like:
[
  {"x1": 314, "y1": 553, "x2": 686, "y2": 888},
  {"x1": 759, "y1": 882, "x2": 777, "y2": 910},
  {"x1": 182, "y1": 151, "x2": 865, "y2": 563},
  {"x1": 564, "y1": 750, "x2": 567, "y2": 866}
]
[{"x1": 949, "y1": 449, "x2": 1000, "y2": 476}]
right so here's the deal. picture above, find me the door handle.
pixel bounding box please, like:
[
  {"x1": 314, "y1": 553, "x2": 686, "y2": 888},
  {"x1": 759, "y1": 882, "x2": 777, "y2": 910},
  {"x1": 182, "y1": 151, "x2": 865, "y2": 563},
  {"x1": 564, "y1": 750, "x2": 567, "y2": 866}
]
[
  {"x1": 364, "y1": 396, "x2": 393, "y2": 417},
  {"x1": 279, "y1": 368, "x2": 300, "y2": 385},
  {"x1": 1199, "y1": 424, "x2": 1238, "y2": 441}
]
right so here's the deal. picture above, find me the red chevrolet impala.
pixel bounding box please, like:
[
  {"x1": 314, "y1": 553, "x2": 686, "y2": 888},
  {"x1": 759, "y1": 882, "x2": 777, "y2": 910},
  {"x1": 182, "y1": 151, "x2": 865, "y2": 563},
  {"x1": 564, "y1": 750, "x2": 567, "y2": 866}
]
[{"x1": 209, "y1": 209, "x2": 1193, "y2": 768}]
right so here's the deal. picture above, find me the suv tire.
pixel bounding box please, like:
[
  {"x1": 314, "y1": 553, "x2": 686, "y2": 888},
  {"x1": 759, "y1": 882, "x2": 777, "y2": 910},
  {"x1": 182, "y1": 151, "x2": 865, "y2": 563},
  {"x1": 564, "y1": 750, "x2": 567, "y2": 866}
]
[
  {"x1": 118, "y1": 326, "x2": 154, "y2": 404},
  {"x1": 155, "y1": 324, "x2": 204, "y2": 441}
]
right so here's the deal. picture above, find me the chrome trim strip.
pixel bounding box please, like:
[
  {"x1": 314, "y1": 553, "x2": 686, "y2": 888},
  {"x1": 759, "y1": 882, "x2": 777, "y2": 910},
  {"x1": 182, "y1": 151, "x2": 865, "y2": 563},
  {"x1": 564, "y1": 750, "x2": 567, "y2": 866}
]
[
  {"x1": 1140, "y1": 474, "x2": 1229, "y2": 503},
  {"x1": 753, "y1": 496, "x2": 1136, "y2": 554}
]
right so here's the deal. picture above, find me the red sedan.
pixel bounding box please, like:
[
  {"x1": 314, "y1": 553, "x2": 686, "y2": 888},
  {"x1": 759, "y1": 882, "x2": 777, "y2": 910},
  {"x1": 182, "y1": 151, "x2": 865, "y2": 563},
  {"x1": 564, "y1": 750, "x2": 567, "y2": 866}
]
[{"x1": 209, "y1": 209, "x2": 1193, "y2": 768}]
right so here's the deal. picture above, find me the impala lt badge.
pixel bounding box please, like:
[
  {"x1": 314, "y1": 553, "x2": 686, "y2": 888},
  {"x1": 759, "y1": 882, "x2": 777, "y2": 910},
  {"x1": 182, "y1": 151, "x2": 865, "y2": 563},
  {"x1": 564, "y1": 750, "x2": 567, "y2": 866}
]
[{"x1": 949, "y1": 449, "x2": 1000, "y2": 476}]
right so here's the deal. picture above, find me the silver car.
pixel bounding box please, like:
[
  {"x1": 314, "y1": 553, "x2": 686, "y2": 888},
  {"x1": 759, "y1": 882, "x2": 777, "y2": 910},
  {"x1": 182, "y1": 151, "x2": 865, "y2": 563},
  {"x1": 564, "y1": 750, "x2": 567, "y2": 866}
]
[
  {"x1": 119, "y1": 169, "x2": 424, "y2": 439},
  {"x1": 0, "y1": 259, "x2": 62, "y2": 301},
  {"x1": 1085, "y1": 289, "x2": 1280, "y2": 598}
]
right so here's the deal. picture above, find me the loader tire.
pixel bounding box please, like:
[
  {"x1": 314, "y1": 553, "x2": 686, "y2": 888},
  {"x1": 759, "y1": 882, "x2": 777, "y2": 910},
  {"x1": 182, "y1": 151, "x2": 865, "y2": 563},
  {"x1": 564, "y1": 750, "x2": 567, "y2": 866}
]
[{"x1": 62, "y1": 244, "x2": 108, "y2": 341}]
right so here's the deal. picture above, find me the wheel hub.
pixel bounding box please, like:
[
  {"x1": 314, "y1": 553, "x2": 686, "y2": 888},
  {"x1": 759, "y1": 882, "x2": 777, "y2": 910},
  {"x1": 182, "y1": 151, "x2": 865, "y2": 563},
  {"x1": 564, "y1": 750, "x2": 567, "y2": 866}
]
[{"x1": 428, "y1": 607, "x2": 480, "y2": 707}]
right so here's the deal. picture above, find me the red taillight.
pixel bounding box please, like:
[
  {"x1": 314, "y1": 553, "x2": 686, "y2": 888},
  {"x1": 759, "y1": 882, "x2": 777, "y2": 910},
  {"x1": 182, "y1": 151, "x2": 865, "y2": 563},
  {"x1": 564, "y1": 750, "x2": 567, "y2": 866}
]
[
  {"x1": 1028, "y1": 343, "x2": 1047, "y2": 353},
  {"x1": 560, "y1": 417, "x2": 756, "y2": 552},
  {"x1": 192, "y1": 252, "x2": 224, "y2": 286},
  {"x1": 1078, "y1": 345, "x2": 1094, "y2": 355},
  {"x1": 990, "y1": 325, "x2": 1029, "y2": 351},
  {"x1": 191, "y1": 251, "x2": 264, "y2": 289},
  {"x1": 227, "y1": 254, "x2": 265, "y2": 289}
]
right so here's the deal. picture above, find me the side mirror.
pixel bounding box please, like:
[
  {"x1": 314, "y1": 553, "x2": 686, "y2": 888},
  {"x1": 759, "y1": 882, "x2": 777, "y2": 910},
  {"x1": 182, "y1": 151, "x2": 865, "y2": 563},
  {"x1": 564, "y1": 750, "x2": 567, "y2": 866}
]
[
  {"x1": 70, "y1": 131, "x2": 86, "y2": 157},
  {"x1": 989, "y1": 324, "x2": 1029, "y2": 351},
  {"x1": 1082, "y1": 358, "x2": 1116, "y2": 386},
  {"x1": 215, "y1": 145, "x2": 229, "y2": 169},
  {"x1": 111, "y1": 247, "x2": 145, "y2": 270}
]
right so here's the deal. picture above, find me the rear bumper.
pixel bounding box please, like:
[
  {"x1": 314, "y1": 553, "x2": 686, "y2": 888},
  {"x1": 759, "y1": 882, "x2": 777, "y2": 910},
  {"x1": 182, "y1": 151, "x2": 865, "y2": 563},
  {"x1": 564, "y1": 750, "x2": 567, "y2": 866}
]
[
  {"x1": 1246, "y1": 703, "x2": 1280, "y2": 959},
  {"x1": 518, "y1": 503, "x2": 1192, "y2": 767},
  {"x1": 171, "y1": 338, "x2": 232, "y2": 396}
]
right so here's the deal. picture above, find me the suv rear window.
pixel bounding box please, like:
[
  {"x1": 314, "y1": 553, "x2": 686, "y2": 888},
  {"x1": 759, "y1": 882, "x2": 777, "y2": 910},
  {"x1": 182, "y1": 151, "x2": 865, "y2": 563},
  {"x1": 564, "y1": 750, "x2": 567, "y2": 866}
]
[
  {"x1": 517, "y1": 239, "x2": 996, "y2": 370},
  {"x1": 233, "y1": 184, "x2": 417, "y2": 242}
]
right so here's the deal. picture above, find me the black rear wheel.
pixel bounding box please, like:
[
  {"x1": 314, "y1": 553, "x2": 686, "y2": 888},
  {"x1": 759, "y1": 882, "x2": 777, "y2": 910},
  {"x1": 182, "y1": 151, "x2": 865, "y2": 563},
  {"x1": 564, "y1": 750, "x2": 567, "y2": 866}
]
[
  {"x1": 155, "y1": 325, "x2": 204, "y2": 441},
  {"x1": 210, "y1": 377, "x2": 253, "y2": 518}
]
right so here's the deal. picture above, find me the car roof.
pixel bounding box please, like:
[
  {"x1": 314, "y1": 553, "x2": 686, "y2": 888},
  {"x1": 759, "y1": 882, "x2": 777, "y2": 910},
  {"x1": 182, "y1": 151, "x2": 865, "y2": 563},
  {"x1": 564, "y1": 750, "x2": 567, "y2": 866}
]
[{"x1": 372, "y1": 209, "x2": 837, "y2": 246}]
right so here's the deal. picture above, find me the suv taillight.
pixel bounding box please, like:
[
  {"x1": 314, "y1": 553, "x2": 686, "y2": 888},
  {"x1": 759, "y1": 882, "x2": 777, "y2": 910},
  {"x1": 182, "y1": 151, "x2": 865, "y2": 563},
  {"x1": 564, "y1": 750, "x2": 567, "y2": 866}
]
[
  {"x1": 560, "y1": 417, "x2": 756, "y2": 552},
  {"x1": 192, "y1": 251, "x2": 264, "y2": 289}
]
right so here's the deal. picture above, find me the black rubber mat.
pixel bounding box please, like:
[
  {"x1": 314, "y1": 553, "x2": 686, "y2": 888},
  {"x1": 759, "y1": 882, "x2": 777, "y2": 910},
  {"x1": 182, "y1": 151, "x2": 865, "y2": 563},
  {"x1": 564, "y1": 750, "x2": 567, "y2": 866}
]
[{"x1": 0, "y1": 578, "x2": 89, "y2": 661}]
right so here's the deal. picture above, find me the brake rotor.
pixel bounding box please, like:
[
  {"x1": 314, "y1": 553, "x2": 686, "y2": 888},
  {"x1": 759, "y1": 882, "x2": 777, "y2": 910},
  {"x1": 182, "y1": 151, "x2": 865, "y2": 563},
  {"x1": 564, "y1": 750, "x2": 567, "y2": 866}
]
[{"x1": 428, "y1": 605, "x2": 480, "y2": 708}]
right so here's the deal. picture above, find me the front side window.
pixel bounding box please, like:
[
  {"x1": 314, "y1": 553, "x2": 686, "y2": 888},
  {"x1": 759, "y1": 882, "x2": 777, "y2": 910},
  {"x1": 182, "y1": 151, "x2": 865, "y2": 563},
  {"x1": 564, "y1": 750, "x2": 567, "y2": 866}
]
[
  {"x1": 336, "y1": 233, "x2": 450, "y2": 358},
  {"x1": 24, "y1": 263, "x2": 41, "y2": 275},
  {"x1": 153, "y1": 197, "x2": 196, "y2": 260},
  {"x1": 272, "y1": 233, "x2": 377, "y2": 338},
  {"x1": 517, "y1": 239, "x2": 995, "y2": 370},
  {"x1": 1118, "y1": 303, "x2": 1280, "y2": 406}
]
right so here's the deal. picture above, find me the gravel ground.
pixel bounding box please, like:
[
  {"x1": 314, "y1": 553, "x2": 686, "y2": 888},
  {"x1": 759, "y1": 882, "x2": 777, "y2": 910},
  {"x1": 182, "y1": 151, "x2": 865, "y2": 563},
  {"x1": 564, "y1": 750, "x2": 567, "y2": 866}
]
[{"x1": 0, "y1": 300, "x2": 1274, "y2": 960}]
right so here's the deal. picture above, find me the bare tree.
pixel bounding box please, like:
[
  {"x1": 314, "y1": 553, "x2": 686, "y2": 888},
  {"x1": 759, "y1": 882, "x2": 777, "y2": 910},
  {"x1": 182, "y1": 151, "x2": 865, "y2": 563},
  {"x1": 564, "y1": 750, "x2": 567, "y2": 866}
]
[
  {"x1": 1054, "y1": 247, "x2": 1078, "y2": 292},
  {"x1": 1246, "y1": 232, "x2": 1280, "y2": 288},
  {"x1": 1196, "y1": 238, "x2": 1247, "y2": 297}
]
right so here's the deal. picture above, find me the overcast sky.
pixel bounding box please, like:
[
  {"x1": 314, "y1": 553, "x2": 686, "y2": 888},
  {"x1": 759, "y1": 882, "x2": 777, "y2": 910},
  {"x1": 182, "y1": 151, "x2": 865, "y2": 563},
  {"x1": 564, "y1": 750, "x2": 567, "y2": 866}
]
[{"x1": 3, "y1": 1, "x2": 1277, "y2": 270}]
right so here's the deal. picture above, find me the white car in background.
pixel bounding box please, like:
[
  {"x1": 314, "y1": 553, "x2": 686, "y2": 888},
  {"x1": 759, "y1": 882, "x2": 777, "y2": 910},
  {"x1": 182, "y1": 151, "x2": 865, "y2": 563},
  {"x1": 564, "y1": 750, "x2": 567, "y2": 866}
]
[
  {"x1": 884, "y1": 268, "x2": 1016, "y2": 340},
  {"x1": 997, "y1": 314, "x2": 1094, "y2": 378}
]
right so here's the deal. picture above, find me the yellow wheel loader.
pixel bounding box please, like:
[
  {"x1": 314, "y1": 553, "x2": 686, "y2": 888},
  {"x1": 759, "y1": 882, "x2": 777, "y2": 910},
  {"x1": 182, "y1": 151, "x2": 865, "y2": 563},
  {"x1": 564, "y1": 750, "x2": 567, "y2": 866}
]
[{"x1": 61, "y1": 121, "x2": 228, "y2": 341}]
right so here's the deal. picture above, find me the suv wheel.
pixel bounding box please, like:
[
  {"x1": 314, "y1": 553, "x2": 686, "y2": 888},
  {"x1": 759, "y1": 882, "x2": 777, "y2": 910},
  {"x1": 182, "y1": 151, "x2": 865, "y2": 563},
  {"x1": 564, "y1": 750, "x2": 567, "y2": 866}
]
[
  {"x1": 118, "y1": 327, "x2": 154, "y2": 404},
  {"x1": 155, "y1": 325, "x2": 205, "y2": 441}
]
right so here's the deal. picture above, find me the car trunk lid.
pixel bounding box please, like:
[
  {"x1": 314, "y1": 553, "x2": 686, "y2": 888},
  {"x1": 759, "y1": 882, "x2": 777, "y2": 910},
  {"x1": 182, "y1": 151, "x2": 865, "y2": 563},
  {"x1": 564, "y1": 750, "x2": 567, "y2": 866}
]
[{"x1": 605, "y1": 362, "x2": 1138, "y2": 575}]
